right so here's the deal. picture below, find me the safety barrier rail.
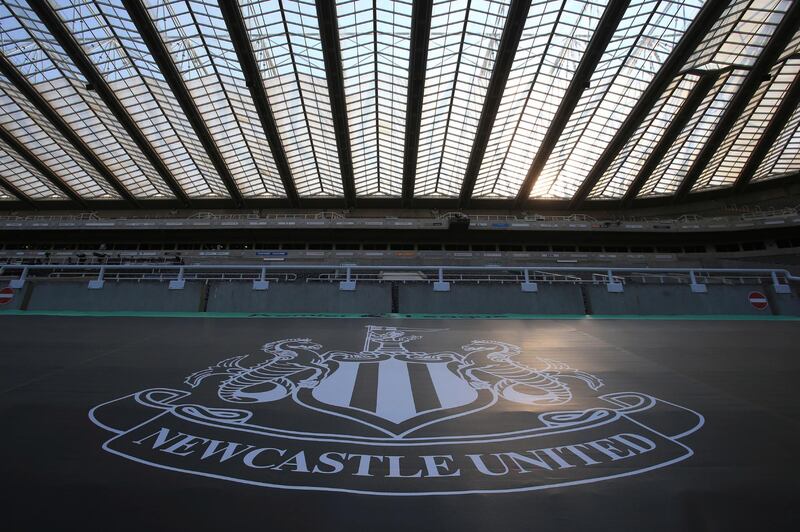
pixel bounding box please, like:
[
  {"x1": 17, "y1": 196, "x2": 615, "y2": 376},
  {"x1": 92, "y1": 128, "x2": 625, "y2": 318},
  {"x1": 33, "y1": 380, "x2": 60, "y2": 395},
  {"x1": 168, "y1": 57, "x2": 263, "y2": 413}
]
[
  {"x1": 308, "y1": 271, "x2": 585, "y2": 284},
  {"x1": 0, "y1": 264, "x2": 796, "y2": 294},
  {"x1": 447, "y1": 213, "x2": 599, "y2": 222},
  {"x1": 47, "y1": 270, "x2": 297, "y2": 283}
]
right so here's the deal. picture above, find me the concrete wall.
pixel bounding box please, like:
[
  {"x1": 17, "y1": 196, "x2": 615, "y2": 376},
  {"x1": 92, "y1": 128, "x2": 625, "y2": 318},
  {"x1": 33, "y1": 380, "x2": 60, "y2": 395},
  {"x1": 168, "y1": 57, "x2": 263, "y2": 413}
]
[
  {"x1": 397, "y1": 283, "x2": 585, "y2": 314},
  {"x1": 584, "y1": 283, "x2": 777, "y2": 315},
  {"x1": 7, "y1": 279, "x2": 800, "y2": 316},
  {"x1": 765, "y1": 285, "x2": 800, "y2": 316},
  {"x1": 206, "y1": 282, "x2": 392, "y2": 314},
  {"x1": 25, "y1": 281, "x2": 204, "y2": 312}
]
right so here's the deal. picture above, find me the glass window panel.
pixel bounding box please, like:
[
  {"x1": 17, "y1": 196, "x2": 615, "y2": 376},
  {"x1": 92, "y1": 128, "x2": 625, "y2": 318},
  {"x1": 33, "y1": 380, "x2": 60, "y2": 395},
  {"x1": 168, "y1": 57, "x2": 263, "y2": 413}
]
[
  {"x1": 590, "y1": 73, "x2": 699, "y2": 198},
  {"x1": 143, "y1": 0, "x2": 285, "y2": 197},
  {"x1": 531, "y1": 0, "x2": 704, "y2": 199},
  {"x1": 337, "y1": 0, "x2": 411, "y2": 196},
  {"x1": 415, "y1": 0, "x2": 512, "y2": 197},
  {"x1": 638, "y1": 0, "x2": 792, "y2": 197},
  {"x1": 0, "y1": 75, "x2": 118, "y2": 199},
  {"x1": 0, "y1": 139, "x2": 65, "y2": 199},
  {"x1": 1, "y1": 2, "x2": 175, "y2": 198},
  {"x1": 474, "y1": 0, "x2": 605, "y2": 198},
  {"x1": 685, "y1": 0, "x2": 791, "y2": 71},
  {"x1": 639, "y1": 69, "x2": 747, "y2": 195},
  {"x1": 777, "y1": 27, "x2": 800, "y2": 60},
  {"x1": 240, "y1": 0, "x2": 344, "y2": 196},
  {"x1": 0, "y1": 183, "x2": 13, "y2": 200},
  {"x1": 694, "y1": 57, "x2": 800, "y2": 190},
  {"x1": 753, "y1": 98, "x2": 800, "y2": 181},
  {"x1": 48, "y1": 0, "x2": 228, "y2": 197}
]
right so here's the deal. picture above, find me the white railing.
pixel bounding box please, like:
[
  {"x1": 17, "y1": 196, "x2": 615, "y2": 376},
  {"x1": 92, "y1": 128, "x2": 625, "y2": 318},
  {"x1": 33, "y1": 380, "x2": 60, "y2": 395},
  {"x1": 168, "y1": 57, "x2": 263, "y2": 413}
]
[
  {"x1": 309, "y1": 272, "x2": 571, "y2": 284},
  {"x1": 456, "y1": 213, "x2": 599, "y2": 222},
  {"x1": 591, "y1": 272, "x2": 626, "y2": 285},
  {"x1": 47, "y1": 270, "x2": 298, "y2": 283},
  {"x1": 0, "y1": 264, "x2": 796, "y2": 293}
]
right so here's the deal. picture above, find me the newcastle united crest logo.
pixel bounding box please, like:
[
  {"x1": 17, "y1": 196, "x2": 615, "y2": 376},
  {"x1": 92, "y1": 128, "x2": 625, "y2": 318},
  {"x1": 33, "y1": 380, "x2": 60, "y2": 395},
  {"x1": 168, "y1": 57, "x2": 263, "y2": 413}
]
[{"x1": 90, "y1": 326, "x2": 704, "y2": 495}]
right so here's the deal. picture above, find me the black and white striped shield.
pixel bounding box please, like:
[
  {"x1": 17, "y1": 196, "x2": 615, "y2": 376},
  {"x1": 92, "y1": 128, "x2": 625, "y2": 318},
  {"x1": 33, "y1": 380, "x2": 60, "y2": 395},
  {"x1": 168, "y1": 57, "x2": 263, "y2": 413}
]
[{"x1": 296, "y1": 326, "x2": 495, "y2": 436}]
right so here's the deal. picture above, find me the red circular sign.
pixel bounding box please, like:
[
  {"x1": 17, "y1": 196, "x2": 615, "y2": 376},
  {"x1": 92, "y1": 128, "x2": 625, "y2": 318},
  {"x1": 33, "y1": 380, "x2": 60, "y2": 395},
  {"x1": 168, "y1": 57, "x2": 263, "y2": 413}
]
[
  {"x1": 748, "y1": 291, "x2": 768, "y2": 310},
  {"x1": 0, "y1": 286, "x2": 14, "y2": 305}
]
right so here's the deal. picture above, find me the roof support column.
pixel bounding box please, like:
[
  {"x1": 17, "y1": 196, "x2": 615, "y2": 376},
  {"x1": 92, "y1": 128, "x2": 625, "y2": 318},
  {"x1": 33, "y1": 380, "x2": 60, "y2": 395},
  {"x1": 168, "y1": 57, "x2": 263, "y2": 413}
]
[
  {"x1": 315, "y1": 0, "x2": 356, "y2": 207},
  {"x1": 401, "y1": 0, "x2": 433, "y2": 207}
]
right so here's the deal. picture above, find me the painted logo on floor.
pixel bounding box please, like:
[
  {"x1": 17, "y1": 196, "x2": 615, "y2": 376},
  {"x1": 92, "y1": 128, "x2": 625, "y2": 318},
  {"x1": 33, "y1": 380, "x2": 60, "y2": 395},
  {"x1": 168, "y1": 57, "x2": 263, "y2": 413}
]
[{"x1": 89, "y1": 326, "x2": 704, "y2": 495}]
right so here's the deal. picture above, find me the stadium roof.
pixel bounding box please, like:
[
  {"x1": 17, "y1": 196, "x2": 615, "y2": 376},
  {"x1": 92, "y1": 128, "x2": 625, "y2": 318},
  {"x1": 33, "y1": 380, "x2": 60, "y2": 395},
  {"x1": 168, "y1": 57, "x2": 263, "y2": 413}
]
[{"x1": 0, "y1": 0, "x2": 799, "y2": 210}]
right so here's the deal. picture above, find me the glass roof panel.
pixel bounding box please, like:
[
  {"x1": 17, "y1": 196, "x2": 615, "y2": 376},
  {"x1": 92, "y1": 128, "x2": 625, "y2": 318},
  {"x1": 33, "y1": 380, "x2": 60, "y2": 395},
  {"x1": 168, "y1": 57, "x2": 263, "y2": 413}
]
[
  {"x1": 473, "y1": 0, "x2": 605, "y2": 198},
  {"x1": 753, "y1": 97, "x2": 800, "y2": 181},
  {"x1": 338, "y1": 0, "x2": 411, "y2": 197},
  {"x1": 0, "y1": 139, "x2": 65, "y2": 199},
  {"x1": 415, "y1": 0, "x2": 512, "y2": 197},
  {"x1": 1, "y1": 1, "x2": 172, "y2": 198},
  {"x1": 0, "y1": 0, "x2": 796, "y2": 204},
  {"x1": 684, "y1": 0, "x2": 789, "y2": 71},
  {"x1": 49, "y1": 0, "x2": 228, "y2": 197},
  {"x1": 0, "y1": 74, "x2": 117, "y2": 199},
  {"x1": 639, "y1": 69, "x2": 746, "y2": 195},
  {"x1": 589, "y1": 73, "x2": 700, "y2": 198},
  {"x1": 531, "y1": 0, "x2": 704, "y2": 199},
  {"x1": 640, "y1": 0, "x2": 791, "y2": 196},
  {"x1": 777, "y1": 27, "x2": 800, "y2": 60},
  {"x1": 694, "y1": 56, "x2": 800, "y2": 190},
  {"x1": 240, "y1": 0, "x2": 343, "y2": 196},
  {"x1": 143, "y1": 0, "x2": 286, "y2": 197}
]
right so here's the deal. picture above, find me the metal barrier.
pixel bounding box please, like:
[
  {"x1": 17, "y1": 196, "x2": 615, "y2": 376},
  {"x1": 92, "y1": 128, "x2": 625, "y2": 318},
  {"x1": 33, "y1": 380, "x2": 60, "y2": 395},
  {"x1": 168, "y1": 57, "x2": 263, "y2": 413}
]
[
  {"x1": 0, "y1": 263, "x2": 796, "y2": 294},
  {"x1": 48, "y1": 270, "x2": 298, "y2": 283}
]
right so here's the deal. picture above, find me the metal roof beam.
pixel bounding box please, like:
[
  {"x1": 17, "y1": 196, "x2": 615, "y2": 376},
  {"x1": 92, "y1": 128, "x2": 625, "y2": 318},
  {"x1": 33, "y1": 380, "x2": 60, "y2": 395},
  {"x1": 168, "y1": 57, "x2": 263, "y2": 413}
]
[
  {"x1": 458, "y1": 0, "x2": 532, "y2": 207},
  {"x1": 29, "y1": 1, "x2": 191, "y2": 207},
  {"x1": 0, "y1": 125, "x2": 86, "y2": 207},
  {"x1": 514, "y1": 0, "x2": 629, "y2": 206},
  {"x1": 675, "y1": 1, "x2": 800, "y2": 199},
  {"x1": 401, "y1": 0, "x2": 433, "y2": 207},
  {"x1": 0, "y1": 54, "x2": 138, "y2": 207},
  {"x1": 315, "y1": 0, "x2": 356, "y2": 207},
  {"x1": 219, "y1": 1, "x2": 299, "y2": 207},
  {"x1": 621, "y1": 72, "x2": 719, "y2": 205},
  {"x1": 570, "y1": 0, "x2": 731, "y2": 209},
  {"x1": 733, "y1": 65, "x2": 800, "y2": 191},
  {"x1": 121, "y1": 0, "x2": 244, "y2": 207}
]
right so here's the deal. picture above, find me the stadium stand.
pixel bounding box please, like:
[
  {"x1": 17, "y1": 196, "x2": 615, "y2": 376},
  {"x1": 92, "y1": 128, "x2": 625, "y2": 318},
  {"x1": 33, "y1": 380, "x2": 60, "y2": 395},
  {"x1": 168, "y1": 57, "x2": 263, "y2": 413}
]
[{"x1": 1, "y1": 1, "x2": 799, "y2": 530}]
